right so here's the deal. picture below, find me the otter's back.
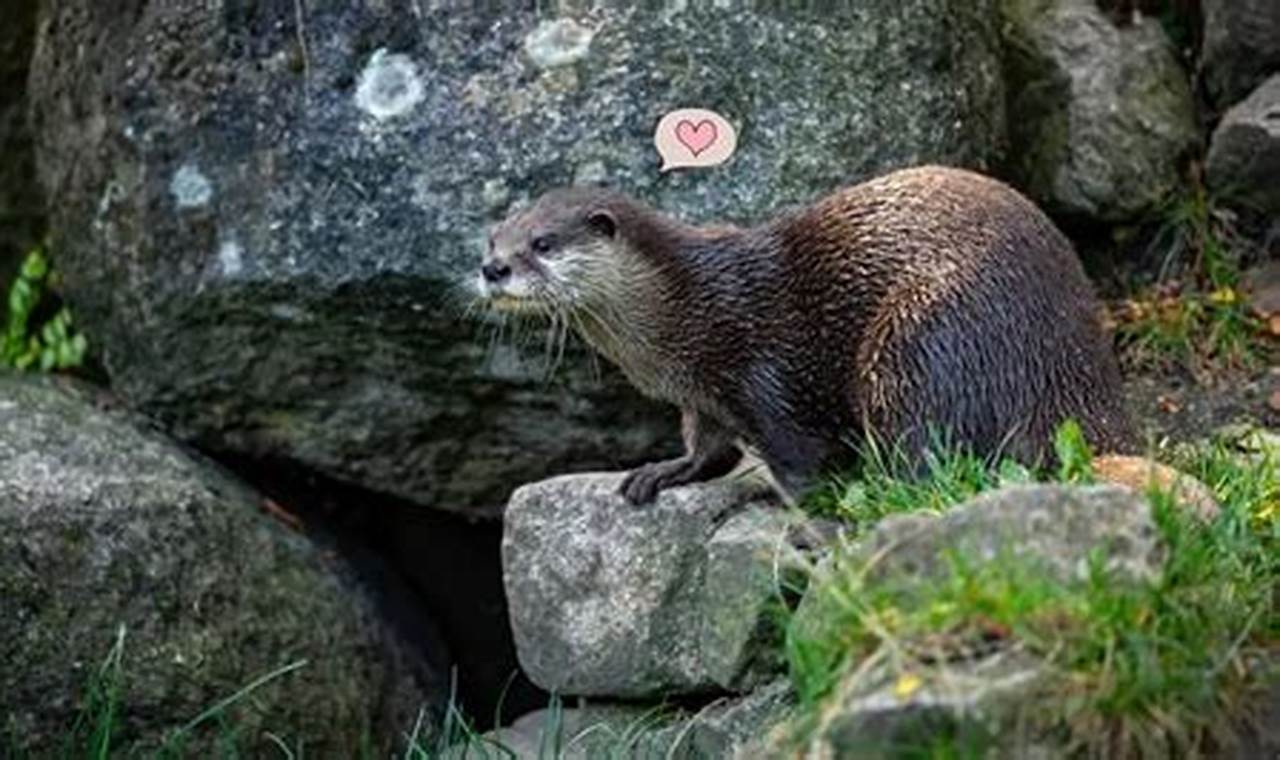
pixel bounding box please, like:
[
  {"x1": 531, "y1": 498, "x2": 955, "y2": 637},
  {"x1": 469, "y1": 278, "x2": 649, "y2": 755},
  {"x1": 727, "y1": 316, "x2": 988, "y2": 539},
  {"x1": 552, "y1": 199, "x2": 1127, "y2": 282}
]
[{"x1": 777, "y1": 166, "x2": 1134, "y2": 461}]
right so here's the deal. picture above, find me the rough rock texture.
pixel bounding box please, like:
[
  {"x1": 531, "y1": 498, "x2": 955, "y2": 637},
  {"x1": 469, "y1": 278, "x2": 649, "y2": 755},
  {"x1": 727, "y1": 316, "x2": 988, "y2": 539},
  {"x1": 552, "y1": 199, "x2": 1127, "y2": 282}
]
[
  {"x1": 786, "y1": 650, "x2": 1049, "y2": 758},
  {"x1": 851, "y1": 484, "x2": 1163, "y2": 584},
  {"x1": 1207, "y1": 75, "x2": 1280, "y2": 217},
  {"x1": 503, "y1": 472, "x2": 824, "y2": 698},
  {"x1": 0, "y1": 0, "x2": 42, "y2": 286},
  {"x1": 1001, "y1": 0, "x2": 1198, "y2": 221},
  {"x1": 0, "y1": 373, "x2": 442, "y2": 756},
  {"x1": 784, "y1": 484, "x2": 1163, "y2": 757},
  {"x1": 1202, "y1": 0, "x2": 1280, "y2": 110},
  {"x1": 28, "y1": 2, "x2": 1006, "y2": 516},
  {"x1": 448, "y1": 681, "x2": 795, "y2": 760}
]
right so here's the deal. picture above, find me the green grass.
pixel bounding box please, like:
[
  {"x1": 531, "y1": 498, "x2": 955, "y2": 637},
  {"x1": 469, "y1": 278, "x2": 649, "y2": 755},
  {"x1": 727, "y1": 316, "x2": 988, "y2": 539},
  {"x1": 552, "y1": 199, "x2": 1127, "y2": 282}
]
[
  {"x1": 4, "y1": 645, "x2": 676, "y2": 760},
  {"x1": 1113, "y1": 284, "x2": 1268, "y2": 375},
  {"x1": 785, "y1": 426, "x2": 1279, "y2": 758},
  {"x1": 805, "y1": 422, "x2": 1094, "y2": 526},
  {"x1": 1113, "y1": 179, "x2": 1273, "y2": 375}
]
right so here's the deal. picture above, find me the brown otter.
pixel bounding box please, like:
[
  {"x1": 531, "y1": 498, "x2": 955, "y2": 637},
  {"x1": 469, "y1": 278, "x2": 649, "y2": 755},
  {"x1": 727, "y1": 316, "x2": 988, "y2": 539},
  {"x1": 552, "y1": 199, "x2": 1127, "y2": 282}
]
[{"x1": 478, "y1": 166, "x2": 1136, "y2": 504}]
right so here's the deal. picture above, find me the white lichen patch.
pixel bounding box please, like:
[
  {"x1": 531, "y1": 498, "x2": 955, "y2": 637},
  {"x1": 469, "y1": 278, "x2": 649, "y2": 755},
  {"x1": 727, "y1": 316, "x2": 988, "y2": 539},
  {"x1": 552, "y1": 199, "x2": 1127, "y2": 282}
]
[
  {"x1": 217, "y1": 237, "x2": 243, "y2": 277},
  {"x1": 170, "y1": 164, "x2": 213, "y2": 209},
  {"x1": 573, "y1": 160, "x2": 607, "y2": 186},
  {"x1": 481, "y1": 178, "x2": 510, "y2": 211},
  {"x1": 355, "y1": 49, "x2": 425, "y2": 120},
  {"x1": 523, "y1": 19, "x2": 594, "y2": 69}
]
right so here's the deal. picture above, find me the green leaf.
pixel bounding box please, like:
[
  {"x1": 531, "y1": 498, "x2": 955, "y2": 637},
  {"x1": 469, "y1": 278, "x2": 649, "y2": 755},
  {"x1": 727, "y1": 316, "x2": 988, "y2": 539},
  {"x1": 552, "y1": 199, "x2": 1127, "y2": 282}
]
[
  {"x1": 20, "y1": 248, "x2": 48, "y2": 281},
  {"x1": 57, "y1": 339, "x2": 77, "y2": 368},
  {"x1": 1054, "y1": 419, "x2": 1094, "y2": 483}
]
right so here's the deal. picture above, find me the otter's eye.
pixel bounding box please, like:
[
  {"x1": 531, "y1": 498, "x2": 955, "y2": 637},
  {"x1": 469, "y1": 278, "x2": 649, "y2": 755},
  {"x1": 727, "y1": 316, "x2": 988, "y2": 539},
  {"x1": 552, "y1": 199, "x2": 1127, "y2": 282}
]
[{"x1": 531, "y1": 235, "x2": 555, "y2": 255}]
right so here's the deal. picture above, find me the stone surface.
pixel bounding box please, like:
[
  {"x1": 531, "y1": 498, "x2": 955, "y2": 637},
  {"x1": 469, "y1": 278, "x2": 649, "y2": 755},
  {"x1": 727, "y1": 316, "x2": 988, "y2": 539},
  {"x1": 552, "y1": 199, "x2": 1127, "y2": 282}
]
[
  {"x1": 0, "y1": 373, "x2": 443, "y2": 756},
  {"x1": 0, "y1": 0, "x2": 42, "y2": 286},
  {"x1": 447, "y1": 681, "x2": 795, "y2": 760},
  {"x1": 1207, "y1": 75, "x2": 1280, "y2": 217},
  {"x1": 852, "y1": 484, "x2": 1163, "y2": 584},
  {"x1": 28, "y1": 2, "x2": 1006, "y2": 516},
  {"x1": 503, "y1": 472, "x2": 823, "y2": 698},
  {"x1": 782, "y1": 649, "x2": 1048, "y2": 758},
  {"x1": 1202, "y1": 0, "x2": 1280, "y2": 110},
  {"x1": 1001, "y1": 0, "x2": 1198, "y2": 221},
  {"x1": 1091, "y1": 454, "x2": 1220, "y2": 521}
]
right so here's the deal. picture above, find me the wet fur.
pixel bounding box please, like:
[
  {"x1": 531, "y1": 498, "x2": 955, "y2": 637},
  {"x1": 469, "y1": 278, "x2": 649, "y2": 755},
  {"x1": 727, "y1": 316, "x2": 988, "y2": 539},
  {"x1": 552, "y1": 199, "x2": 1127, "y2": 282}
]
[{"x1": 487, "y1": 166, "x2": 1136, "y2": 503}]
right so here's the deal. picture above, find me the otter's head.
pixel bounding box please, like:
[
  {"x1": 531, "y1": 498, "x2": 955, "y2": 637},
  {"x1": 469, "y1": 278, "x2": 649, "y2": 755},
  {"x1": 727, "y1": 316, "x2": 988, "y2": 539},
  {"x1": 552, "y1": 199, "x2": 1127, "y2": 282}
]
[{"x1": 478, "y1": 187, "x2": 631, "y2": 316}]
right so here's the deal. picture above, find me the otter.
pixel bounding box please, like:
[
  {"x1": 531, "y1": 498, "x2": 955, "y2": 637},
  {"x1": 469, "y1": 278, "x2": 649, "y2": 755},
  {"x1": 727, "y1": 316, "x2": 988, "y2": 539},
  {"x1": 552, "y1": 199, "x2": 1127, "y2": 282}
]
[{"x1": 478, "y1": 166, "x2": 1135, "y2": 505}]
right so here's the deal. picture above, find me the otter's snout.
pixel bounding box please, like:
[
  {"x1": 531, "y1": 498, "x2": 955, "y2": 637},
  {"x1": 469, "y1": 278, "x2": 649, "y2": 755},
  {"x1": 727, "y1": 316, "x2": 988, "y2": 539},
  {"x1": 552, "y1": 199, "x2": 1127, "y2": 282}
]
[
  {"x1": 480, "y1": 260, "x2": 511, "y2": 283},
  {"x1": 477, "y1": 236, "x2": 542, "y2": 309}
]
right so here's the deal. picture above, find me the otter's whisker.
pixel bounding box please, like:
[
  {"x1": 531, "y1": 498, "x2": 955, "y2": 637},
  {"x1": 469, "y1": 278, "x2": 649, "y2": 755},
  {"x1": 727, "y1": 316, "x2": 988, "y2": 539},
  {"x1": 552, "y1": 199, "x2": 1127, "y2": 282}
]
[
  {"x1": 551, "y1": 308, "x2": 572, "y2": 379},
  {"x1": 570, "y1": 311, "x2": 605, "y2": 385}
]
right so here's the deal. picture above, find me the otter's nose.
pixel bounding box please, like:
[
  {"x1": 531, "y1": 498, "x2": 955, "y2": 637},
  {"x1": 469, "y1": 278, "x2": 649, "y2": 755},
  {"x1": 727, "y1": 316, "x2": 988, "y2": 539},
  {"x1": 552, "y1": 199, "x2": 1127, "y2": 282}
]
[{"x1": 481, "y1": 260, "x2": 512, "y2": 283}]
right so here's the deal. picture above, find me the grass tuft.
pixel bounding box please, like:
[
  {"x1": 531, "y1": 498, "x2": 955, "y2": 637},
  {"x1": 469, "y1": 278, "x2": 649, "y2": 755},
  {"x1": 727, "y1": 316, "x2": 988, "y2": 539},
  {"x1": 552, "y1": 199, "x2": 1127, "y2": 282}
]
[{"x1": 1113, "y1": 178, "x2": 1274, "y2": 376}]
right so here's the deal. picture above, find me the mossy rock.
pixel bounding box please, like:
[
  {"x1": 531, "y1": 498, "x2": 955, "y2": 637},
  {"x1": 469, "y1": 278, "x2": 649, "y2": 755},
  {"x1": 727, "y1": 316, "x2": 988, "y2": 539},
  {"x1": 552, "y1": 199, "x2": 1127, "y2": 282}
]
[{"x1": 0, "y1": 373, "x2": 443, "y2": 756}]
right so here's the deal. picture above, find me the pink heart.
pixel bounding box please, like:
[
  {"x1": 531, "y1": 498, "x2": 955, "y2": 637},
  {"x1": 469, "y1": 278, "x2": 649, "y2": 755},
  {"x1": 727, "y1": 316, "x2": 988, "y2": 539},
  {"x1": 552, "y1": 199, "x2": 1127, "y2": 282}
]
[{"x1": 674, "y1": 119, "x2": 718, "y2": 157}]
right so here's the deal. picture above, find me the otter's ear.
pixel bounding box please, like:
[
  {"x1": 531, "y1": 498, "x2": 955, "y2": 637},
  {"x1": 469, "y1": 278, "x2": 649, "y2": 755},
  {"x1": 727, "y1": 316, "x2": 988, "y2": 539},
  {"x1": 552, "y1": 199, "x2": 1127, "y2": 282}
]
[{"x1": 586, "y1": 209, "x2": 617, "y2": 239}]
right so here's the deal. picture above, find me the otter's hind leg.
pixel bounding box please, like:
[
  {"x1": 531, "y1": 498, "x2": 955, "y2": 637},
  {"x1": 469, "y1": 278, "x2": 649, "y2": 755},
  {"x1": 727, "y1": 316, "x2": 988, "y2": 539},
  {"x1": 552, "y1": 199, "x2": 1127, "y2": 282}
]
[
  {"x1": 753, "y1": 419, "x2": 841, "y2": 505},
  {"x1": 620, "y1": 408, "x2": 742, "y2": 505}
]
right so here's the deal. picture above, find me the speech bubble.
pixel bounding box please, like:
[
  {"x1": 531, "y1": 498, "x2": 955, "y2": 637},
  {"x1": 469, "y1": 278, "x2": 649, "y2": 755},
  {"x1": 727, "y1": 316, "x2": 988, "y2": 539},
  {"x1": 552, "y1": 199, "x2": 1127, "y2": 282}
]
[{"x1": 654, "y1": 108, "x2": 737, "y2": 172}]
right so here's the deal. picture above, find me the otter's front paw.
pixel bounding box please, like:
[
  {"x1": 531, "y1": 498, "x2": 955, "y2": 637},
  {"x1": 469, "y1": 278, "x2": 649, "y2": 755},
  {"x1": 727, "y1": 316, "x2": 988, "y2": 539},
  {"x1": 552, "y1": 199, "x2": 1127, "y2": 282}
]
[{"x1": 619, "y1": 459, "x2": 692, "y2": 505}]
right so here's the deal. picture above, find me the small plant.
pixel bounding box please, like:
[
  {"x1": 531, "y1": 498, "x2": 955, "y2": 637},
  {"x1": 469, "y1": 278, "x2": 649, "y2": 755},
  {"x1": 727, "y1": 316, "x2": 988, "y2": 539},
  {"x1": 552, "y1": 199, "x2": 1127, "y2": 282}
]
[
  {"x1": 1113, "y1": 280, "x2": 1267, "y2": 375},
  {"x1": 786, "y1": 425, "x2": 1278, "y2": 758},
  {"x1": 1113, "y1": 177, "x2": 1272, "y2": 375},
  {"x1": 2, "y1": 244, "x2": 88, "y2": 371}
]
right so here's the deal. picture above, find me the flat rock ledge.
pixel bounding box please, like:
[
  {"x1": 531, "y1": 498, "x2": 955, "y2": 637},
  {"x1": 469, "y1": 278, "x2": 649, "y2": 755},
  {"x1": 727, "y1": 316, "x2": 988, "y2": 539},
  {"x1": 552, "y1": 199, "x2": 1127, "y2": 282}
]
[{"x1": 503, "y1": 472, "x2": 829, "y2": 699}]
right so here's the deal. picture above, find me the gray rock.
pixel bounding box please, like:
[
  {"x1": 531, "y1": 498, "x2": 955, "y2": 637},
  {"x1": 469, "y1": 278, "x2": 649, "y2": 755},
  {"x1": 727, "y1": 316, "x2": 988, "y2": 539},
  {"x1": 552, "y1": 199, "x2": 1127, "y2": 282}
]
[
  {"x1": 1202, "y1": 0, "x2": 1280, "y2": 110},
  {"x1": 28, "y1": 2, "x2": 1006, "y2": 516},
  {"x1": 853, "y1": 484, "x2": 1164, "y2": 585},
  {"x1": 0, "y1": 373, "x2": 442, "y2": 756},
  {"x1": 786, "y1": 650, "x2": 1048, "y2": 759},
  {"x1": 1001, "y1": 0, "x2": 1198, "y2": 221},
  {"x1": 1207, "y1": 75, "x2": 1280, "y2": 216},
  {"x1": 0, "y1": 0, "x2": 42, "y2": 280},
  {"x1": 503, "y1": 472, "x2": 823, "y2": 698},
  {"x1": 782, "y1": 484, "x2": 1163, "y2": 758},
  {"x1": 448, "y1": 681, "x2": 796, "y2": 760}
]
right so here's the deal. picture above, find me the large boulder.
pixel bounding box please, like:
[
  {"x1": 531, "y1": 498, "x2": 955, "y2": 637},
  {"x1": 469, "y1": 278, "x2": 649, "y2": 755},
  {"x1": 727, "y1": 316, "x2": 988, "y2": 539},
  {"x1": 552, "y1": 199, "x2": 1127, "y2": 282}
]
[
  {"x1": 0, "y1": 373, "x2": 443, "y2": 756},
  {"x1": 1000, "y1": 0, "x2": 1199, "y2": 222},
  {"x1": 28, "y1": 2, "x2": 1006, "y2": 516},
  {"x1": 503, "y1": 472, "x2": 826, "y2": 699},
  {"x1": 1202, "y1": 0, "x2": 1280, "y2": 110},
  {"x1": 1207, "y1": 75, "x2": 1280, "y2": 217},
  {"x1": 0, "y1": 0, "x2": 42, "y2": 283}
]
